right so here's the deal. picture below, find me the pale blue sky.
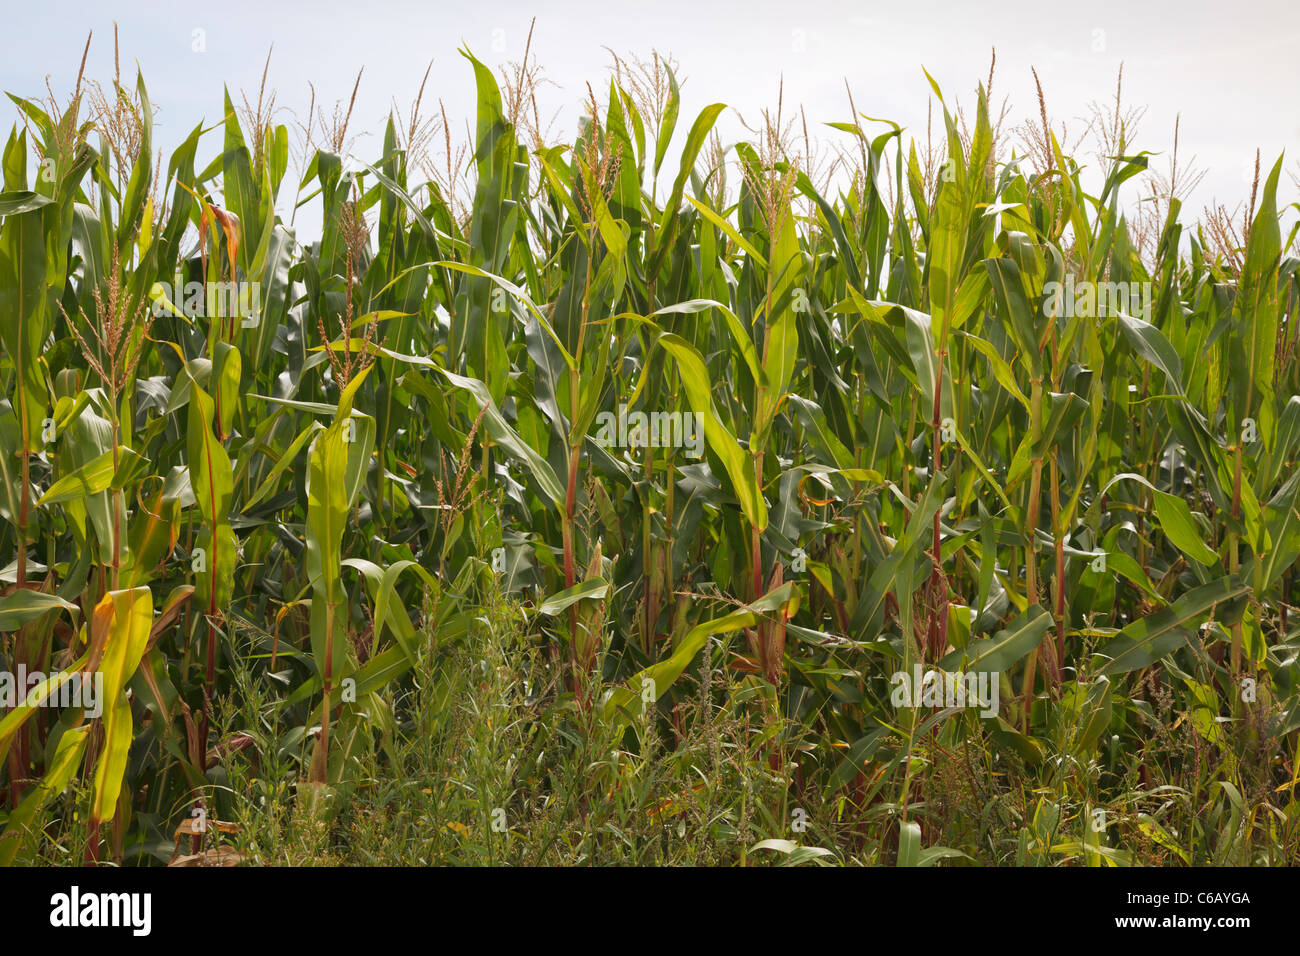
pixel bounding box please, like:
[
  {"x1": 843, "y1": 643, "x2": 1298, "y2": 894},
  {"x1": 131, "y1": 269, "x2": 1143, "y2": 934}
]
[{"x1": 4, "y1": 0, "x2": 1297, "y2": 240}]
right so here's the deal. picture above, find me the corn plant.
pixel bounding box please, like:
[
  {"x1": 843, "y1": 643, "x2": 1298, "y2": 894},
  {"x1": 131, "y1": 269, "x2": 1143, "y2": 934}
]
[{"x1": 1, "y1": 38, "x2": 1298, "y2": 865}]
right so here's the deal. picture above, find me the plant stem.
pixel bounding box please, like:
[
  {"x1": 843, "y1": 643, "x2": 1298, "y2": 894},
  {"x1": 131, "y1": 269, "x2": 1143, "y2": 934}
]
[{"x1": 1023, "y1": 377, "x2": 1044, "y2": 730}]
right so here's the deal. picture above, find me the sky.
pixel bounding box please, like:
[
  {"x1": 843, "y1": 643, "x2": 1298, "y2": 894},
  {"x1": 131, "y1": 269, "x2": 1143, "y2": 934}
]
[{"x1": 3, "y1": 0, "x2": 1298, "y2": 241}]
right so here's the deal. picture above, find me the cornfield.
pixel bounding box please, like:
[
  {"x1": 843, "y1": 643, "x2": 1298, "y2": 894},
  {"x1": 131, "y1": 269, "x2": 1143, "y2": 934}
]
[{"x1": 1, "y1": 32, "x2": 1298, "y2": 868}]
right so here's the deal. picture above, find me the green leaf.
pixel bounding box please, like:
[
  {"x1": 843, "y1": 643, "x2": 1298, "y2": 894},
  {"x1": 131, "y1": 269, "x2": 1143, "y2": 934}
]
[
  {"x1": 37, "y1": 446, "x2": 147, "y2": 506},
  {"x1": 651, "y1": 103, "x2": 726, "y2": 278},
  {"x1": 186, "y1": 381, "x2": 233, "y2": 530},
  {"x1": 984, "y1": 257, "x2": 1041, "y2": 379},
  {"x1": 0, "y1": 589, "x2": 78, "y2": 631},
  {"x1": 940, "y1": 605, "x2": 1051, "y2": 673},
  {"x1": 0, "y1": 653, "x2": 89, "y2": 753},
  {"x1": 1247, "y1": 469, "x2": 1300, "y2": 591},
  {"x1": 1229, "y1": 155, "x2": 1283, "y2": 447},
  {"x1": 750, "y1": 839, "x2": 836, "y2": 866},
  {"x1": 1151, "y1": 489, "x2": 1219, "y2": 566},
  {"x1": 897, "y1": 820, "x2": 922, "y2": 866},
  {"x1": 1115, "y1": 309, "x2": 1184, "y2": 394},
  {"x1": 1101, "y1": 472, "x2": 1218, "y2": 566},
  {"x1": 92, "y1": 587, "x2": 154, "y2": 707},
  {"x1": 341, "y1": 558, "x2": 433, "y2": 668},
  {"x1": 436, "y1": 366, "x2": 565, "y2": 509},
  {"x1": 0, "y1": 724, "x2": 89, "y2": 865},
  {"x1": 90, "y1": 689, "x2": 132, "y2": 826},
  {"x1": 0, "y1": 191, "x2": 53, "y2": 216},
  {"x1": 306, "y1": 417, "x2": 349, "y2": 606},
  {"x1": 652, "y1": 65, "x2": 681, "y2": 177},
  {"x1": 657, "y1": 333, "x2": 767, "y2": 531},
  {"x1": 0, "y1": 133, "x2": 49, "y2": 450},
  {"x1": 537, "y1": 578, "x2": 610, "y2": 616},
  {"x1": 684, "y1": 195, "x2": 768, "y2": 268},
  {"x1": 959, "y1": 330, "x2": 1029, "y2": 408},
  {"x1": 1097, "y1": 577, "x2": 1249, "y2": 675},
  {"x1": 760, "y1": 209, "x2": 803, "y2": 424},
  {"x1": 601, "y1": 584, "x2": 795, "y2": 728}
]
